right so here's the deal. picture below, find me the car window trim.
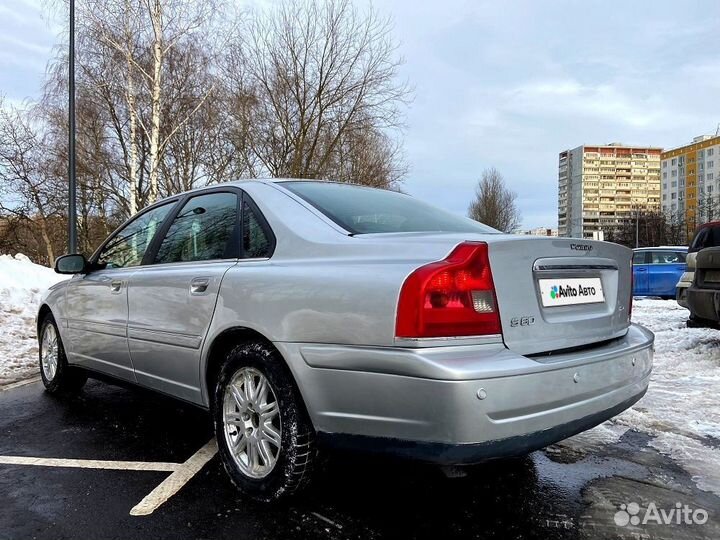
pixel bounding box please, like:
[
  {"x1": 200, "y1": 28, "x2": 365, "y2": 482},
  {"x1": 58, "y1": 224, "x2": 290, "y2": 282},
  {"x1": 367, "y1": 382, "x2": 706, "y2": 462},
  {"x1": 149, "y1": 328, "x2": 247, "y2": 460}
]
[
  {"x1": 240, "y1": 192, "x2": 276, "y2": 259},
  {"x1": 146, "y1": 187, "x2": 243, "y2": 265},
  {"x1": 90, "y1": 198, "x2": 181, "y2": 267}
]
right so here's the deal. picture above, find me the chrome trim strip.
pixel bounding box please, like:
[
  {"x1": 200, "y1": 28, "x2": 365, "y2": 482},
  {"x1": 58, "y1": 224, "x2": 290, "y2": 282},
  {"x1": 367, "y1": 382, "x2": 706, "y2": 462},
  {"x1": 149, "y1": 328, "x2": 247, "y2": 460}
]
[
  {"x1": 67, "y1": 319, "x2": 127, "y2": 338},
  {"x1": 127, "y1": 327, "x2": 202, "y2": 349},
  {"x1": 393, "y1": 334, "x2": 503, "y2": 348}
]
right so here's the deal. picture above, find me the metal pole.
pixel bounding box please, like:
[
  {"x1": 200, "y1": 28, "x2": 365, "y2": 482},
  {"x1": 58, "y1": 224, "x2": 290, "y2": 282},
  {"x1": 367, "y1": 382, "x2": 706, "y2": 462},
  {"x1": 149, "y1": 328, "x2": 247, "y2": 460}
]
[
  {"x1": 68, "y1": 0, "x2": 77, "y2": 254},
  {"x1": 635, "y1": 207, "x2": 639, "y2": 248}
]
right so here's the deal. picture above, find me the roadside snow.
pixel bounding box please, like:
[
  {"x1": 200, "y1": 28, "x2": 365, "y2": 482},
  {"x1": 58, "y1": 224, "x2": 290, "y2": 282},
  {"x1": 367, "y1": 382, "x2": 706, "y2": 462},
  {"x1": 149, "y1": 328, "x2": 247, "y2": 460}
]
[
  {"x1": 561, "y1": 298, "x2": 720, "y2": 496},
  {"x1": 0, "y1": 254, "x2": 67, "y2": 385}
]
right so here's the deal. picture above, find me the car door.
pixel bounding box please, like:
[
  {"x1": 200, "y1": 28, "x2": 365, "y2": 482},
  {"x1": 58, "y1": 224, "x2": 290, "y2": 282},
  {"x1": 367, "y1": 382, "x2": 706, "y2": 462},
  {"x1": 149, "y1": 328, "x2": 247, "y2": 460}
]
[
  {"x1": 126, "y1": 190, "x2": 242, "y2": 403},
  {"x1": 649, "y1": 250, "x2": 687, "y2": 296},
  {"x1": 632, "y1": 250, "x2": 649, "y2": 295},
  {"x1": 63, "y1": 201, "x2": 177, "y2": 382}
]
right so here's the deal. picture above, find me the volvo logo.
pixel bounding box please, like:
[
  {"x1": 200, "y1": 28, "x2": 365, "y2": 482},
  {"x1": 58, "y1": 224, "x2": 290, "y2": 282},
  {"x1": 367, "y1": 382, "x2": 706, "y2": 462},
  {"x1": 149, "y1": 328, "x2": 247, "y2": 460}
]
[{"x1": 570, "y1": 243, "x2": 593, "y2": 252}]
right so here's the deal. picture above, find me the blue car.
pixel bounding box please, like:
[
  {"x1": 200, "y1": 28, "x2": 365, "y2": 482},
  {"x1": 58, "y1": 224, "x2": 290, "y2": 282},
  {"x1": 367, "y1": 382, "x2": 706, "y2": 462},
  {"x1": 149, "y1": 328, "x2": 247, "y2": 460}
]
[{"x1": 632, "y1": 246, "x2": 688, "y2": 298}]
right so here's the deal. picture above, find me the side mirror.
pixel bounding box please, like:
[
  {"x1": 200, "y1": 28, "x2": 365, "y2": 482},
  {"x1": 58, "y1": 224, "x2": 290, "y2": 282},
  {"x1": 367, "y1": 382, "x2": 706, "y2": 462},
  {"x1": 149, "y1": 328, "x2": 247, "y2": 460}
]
[{"x1": 54, "y1": 254, "x2": 88, "y2": 275}]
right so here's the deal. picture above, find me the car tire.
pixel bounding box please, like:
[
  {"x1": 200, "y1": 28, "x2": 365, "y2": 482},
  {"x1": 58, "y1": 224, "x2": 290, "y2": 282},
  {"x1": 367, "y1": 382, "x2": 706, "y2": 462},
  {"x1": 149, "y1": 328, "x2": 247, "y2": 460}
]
[
  {"x1": 687, "y1": 315, "x2": 716, "y2": 329},
  {"x1": 212, "y1": 341, "x2": 316, "y2": 502},
  {"x1": 39, "y1": 314, "x2": 87, "y2": 394}
]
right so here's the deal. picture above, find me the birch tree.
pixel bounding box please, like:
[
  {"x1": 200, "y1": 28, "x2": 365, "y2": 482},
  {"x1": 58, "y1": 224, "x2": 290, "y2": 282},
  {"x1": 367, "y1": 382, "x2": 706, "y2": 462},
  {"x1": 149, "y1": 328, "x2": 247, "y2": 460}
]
[{"x1": 79, "y1": 0, "x2": 220, "y2": 205}]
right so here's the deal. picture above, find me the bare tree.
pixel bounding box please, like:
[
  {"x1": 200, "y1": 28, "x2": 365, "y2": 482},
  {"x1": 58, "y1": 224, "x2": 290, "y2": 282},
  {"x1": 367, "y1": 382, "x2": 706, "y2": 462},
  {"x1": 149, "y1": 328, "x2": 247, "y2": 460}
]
[
  {"x1": 0, "y1": 0, "x2": 414, "y2": 263},
  {"x1": 467, "y1": 168, "x2": 522, "y2": 232},
  {"x1": 230, "y1": 0, "x2": 410, "y2": 188},
  {"x1": 609, "y1": 210, "x2": 687, "y2": 249},
  {"x1": 0, "y1": 101, "x2": 63, "y2": 263}
]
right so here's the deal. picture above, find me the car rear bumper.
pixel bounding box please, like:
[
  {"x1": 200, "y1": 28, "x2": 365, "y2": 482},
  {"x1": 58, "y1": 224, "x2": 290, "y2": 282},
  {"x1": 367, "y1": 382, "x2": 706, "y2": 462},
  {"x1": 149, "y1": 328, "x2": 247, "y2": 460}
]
[
  {"x1": 676, "y1": 271, "x2": 693, "y2": 307},
  {"x1": 277, "y1": 324, "x2": 654, "y2": 464},
  {"x1": 687, "y1": 286, "x2": 720, "y2": 322}
]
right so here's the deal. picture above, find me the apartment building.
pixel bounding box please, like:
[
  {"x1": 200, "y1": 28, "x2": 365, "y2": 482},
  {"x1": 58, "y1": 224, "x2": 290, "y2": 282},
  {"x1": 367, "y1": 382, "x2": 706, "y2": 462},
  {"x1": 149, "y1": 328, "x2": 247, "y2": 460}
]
[
  {"x1": 558, "y1": 144, "x2": 662, "y2": 238},
  {"x1": 515, "y1": 227, "x2": 559, "y2": 237},
  {"x1": 661, "y1": 134, "x2": 720, "y2": 236}
]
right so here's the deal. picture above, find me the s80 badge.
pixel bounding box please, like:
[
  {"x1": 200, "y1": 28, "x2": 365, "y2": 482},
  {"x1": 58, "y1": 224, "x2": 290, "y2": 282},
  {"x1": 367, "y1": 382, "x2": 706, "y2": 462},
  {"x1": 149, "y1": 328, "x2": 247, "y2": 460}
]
[{"x1": 510, "y1": 316, "x2": 535, "y2": 327}]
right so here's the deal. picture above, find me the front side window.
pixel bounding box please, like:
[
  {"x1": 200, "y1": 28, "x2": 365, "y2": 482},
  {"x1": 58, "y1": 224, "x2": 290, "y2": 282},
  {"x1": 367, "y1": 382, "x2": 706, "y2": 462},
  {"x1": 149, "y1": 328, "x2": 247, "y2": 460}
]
[
  {"x1": 284, "y1": 181, "x2": 499, "y2": 235},
  {"x1": 155, "y1": 192, "x2": 239, "y2": 264},
  {"x1": 97, "y1": 203, "x2": 175, "y2": 269},
  {"x1": 633, "y1": 251, "x2": 649, "y2": 265}
]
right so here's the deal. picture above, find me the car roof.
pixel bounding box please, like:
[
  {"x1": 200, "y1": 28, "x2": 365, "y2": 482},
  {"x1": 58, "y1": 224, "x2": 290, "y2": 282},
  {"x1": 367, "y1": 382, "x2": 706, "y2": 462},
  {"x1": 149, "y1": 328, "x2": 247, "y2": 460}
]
[
  {"x1": 698, "y1": 221, "x2": 720, "y2": 230},
  {"x1": 633, "y1": 246, "x2": 688, "y2": 251}
]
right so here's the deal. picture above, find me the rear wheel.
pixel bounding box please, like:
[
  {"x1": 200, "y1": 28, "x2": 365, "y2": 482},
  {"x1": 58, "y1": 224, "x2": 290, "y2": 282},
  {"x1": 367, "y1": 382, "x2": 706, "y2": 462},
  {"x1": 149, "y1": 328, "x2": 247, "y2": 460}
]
[
  {"x1": 39, "y1": 314, "x2": 87, "y2": 394},
  {"x1": 212, "y1": 341, "x2": 316, "y2": 502}
]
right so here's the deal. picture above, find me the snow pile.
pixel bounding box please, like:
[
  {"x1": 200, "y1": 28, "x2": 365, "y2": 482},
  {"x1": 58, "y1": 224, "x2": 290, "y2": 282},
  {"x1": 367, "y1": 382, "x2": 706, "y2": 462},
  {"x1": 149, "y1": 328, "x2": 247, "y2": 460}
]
[
  {"x1": 0, "y1": 254, "x2": 67, "y2": 385},
  {"x1": 562, "y1": 299, "x2": 720, "y2": 496},
  {"x1": 622, "y1": 299, "x2": 720, "y2": 495}
]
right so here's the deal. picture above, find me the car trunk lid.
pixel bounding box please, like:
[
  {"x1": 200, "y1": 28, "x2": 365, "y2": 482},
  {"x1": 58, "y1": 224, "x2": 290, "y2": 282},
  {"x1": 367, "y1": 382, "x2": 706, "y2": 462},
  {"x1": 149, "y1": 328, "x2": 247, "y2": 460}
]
[{"x1": 485, "y1": 236, "x2": 632, "y2": 356}]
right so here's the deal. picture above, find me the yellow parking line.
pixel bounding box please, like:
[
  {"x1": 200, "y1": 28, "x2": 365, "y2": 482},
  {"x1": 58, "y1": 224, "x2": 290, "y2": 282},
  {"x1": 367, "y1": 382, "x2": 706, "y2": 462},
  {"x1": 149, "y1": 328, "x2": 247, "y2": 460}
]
[
  {"x1": 130, "y1": 439, "x2": 218, "y2": 516},
  {"x1": 0, "y1": 455, "x2": 179, "y2": 472}
]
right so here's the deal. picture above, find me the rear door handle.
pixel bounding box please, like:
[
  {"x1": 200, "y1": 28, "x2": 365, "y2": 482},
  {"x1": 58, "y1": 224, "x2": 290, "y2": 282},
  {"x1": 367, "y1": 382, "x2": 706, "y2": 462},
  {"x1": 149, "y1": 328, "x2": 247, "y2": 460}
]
[
  {"x1": 110, "y1": 280, "x2": 123, "y2": 293},
  {"x1": 190, "y1": 277, "x2": 210, "y2": 295},
  {"x1": 636, "y1": 268, "x2": 647, "y2": 272}
]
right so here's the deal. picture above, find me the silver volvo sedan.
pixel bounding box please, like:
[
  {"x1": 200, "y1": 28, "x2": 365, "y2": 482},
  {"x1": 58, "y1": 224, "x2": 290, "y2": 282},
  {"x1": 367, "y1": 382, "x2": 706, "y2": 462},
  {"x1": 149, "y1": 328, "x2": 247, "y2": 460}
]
[{"x1": 39, "y1": 179, "x2": 654, "y2": 501}]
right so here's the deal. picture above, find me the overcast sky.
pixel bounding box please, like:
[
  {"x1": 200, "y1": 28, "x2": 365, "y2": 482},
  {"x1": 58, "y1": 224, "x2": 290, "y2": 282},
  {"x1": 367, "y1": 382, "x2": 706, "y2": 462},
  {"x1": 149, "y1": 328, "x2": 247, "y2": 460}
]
[{"x1": 2, "y1": 0, "x2": 719, "y2": 228}]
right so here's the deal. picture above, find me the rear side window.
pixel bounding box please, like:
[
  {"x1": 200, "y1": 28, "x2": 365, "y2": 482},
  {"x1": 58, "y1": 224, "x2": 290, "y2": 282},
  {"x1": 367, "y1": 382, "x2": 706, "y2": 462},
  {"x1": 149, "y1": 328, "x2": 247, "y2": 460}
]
[
  {"x1": 154, "y1": 192, "x2": 239, "y2": 264},
  {"x1": 283, "y1": 181, "x2": 499, "y2": 235},
  {"x1": 651, "y1": 251, "x2": 686, "y2": 264},
  {"x1": 242, "y1": 201, "x2": 272, "y2": 258}
]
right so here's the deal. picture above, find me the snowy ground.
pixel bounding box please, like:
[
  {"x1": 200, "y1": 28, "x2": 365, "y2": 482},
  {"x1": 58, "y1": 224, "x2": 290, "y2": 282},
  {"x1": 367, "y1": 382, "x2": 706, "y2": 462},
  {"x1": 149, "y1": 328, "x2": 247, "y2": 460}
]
[
  {"x1": 561, "y1": 298, "x2": 720, "y2": 497},
  {"x1": 0, "y1": 254, "x2": 67, "y2": 385},
  {"x1": 0, "y1": 253, "x2": 718, "y2": 497}
]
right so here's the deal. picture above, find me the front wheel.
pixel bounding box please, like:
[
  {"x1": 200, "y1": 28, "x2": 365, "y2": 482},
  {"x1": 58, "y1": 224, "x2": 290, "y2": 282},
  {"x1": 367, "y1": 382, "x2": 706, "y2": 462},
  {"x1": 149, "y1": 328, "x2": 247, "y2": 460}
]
[
  {"x1": 213, "y1": 341, "x2": 316, "y2": 502},
  {"x1": 39, "y1": 314, "x2": 87, "y2": 394}
]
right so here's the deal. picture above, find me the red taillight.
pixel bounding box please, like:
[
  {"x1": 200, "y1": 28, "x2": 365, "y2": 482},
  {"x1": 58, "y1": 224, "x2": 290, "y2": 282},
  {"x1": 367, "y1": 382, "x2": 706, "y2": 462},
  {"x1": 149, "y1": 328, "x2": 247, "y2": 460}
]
[{"x1": 395, "y1": 242, "x2": 502, "y2": 338}]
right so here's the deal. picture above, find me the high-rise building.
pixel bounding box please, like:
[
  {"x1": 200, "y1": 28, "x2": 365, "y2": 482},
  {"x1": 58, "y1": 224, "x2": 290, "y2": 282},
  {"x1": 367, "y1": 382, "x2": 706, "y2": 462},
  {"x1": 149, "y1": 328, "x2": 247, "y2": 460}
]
[
  {"x1": 661, "y1": 134, "x2": 720, "y2": 237},
  {"x1": 558, "y1": 144, "x2": 662, "y2": 239}
]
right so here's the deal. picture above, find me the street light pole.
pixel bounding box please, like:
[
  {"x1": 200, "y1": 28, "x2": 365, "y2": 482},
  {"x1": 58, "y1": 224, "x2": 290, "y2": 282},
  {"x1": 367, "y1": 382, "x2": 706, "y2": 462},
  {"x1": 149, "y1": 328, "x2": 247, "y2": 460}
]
[{"x1": 68, "y1": 0, "x2": 77, "y2": 254}]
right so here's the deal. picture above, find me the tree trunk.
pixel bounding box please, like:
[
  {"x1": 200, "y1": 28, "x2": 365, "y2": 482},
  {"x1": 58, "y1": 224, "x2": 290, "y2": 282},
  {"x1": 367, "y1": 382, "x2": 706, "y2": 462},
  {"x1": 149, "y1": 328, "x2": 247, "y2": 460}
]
[
  {"x1": 127, "y1": 58, "x2": 139, "y2": 214},
  {"x1": 148, "y1": 0, "x2": 163, "y2": 203}
]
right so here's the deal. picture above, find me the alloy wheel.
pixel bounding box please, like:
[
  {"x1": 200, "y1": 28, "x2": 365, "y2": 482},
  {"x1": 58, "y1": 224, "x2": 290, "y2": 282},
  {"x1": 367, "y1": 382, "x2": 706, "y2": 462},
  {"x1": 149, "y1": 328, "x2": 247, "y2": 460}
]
[
  {"x1": 222, "y1": 367, "x2": 282, "y2": 478},
  {"x1": 41, "y1": 324, "x2": 59, "y2": 381}
]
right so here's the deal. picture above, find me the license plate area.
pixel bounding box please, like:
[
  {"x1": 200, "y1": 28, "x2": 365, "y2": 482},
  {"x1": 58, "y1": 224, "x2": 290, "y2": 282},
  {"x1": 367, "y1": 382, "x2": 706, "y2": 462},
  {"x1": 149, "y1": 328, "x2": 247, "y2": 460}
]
[
  {"x1": 538, "y1": 277, "x2": 605, "y2": 307},
  {"x1": 704, "y1": 270, "x2": 720, "y2": 283}
]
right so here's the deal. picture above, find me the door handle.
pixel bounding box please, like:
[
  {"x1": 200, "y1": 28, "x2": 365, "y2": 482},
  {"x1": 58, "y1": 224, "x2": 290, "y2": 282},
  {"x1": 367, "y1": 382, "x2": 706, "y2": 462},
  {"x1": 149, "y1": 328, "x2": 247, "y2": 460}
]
[
  {"x1": 190, "y1": 277, "x2": 210, "y2": 295},
  {"x1": 636, "y1": 268, "x2": 647, "y2": 272},
  {"x1": 110, "y1": 280, "x2": 123, "y2": 293}
]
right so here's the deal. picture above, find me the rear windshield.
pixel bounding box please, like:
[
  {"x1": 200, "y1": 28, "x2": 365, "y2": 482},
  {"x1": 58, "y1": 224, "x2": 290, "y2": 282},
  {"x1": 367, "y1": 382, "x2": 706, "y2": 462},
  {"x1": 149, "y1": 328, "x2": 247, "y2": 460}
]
[
  {"x1": 283, "y1": 182, "x2": 499, "y2": 235},
  {"x1": 691, "y1": 226, "x2": 720, "y2": 252}
]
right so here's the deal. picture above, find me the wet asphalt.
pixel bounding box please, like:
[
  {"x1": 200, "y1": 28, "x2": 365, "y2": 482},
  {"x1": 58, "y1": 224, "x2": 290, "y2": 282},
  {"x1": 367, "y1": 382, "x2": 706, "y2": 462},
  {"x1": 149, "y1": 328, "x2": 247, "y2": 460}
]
[{"x1": 0, "y1": 378, "x2": 718, "y2": 540}]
